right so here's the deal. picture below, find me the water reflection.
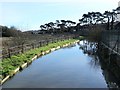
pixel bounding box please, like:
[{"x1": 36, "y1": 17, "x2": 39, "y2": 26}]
[
  {"x1": 78, "y1": 40, "x2": 120, "y2": 89},
  {"x1": 78, "y1": 40, "x2": 97, "y2": 55},
  {"x1": 78, "y1": 40, "x2": 100, "y2": 69}
]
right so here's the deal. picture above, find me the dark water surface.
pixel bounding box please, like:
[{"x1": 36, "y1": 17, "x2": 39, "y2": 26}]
[{"x1": 3, "y1": 41, "x2": 107, "y2": 88}]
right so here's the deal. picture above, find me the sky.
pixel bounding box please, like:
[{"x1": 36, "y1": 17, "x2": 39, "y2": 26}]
[{"x1": 0, "y1": 0, "x2": 120, "y2": 31}]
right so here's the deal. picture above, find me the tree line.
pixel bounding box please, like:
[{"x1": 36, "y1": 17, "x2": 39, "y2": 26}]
[
  {"x1": 1, "y1": 6, "x2": 120, "y2": 37},
  {"x1": 1, "y1": 26, "x2": 23, "y2": 37},
  {"x1": 40, "y1": 6, "x2": 120, "y2": 34}
]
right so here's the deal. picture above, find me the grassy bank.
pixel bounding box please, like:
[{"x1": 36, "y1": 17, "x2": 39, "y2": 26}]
[{"x1": 1, "y1": 39, "x2": 80, "y2": 82}]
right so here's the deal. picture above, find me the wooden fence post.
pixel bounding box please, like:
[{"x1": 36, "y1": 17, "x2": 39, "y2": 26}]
[
  {"x1": 21, "y1": 43, "x2": 24, "y2": 53},
  {"x1": 42, "y1": 41, "x2": 44, "y2": 46},
  {"x1": 8, "y1": 48, "x2": 11, "y2": 58},
  {"x1": 46, "y1": 40, "x2": 49, "y2": 45},
  {"x1": 32, "y1": 43, "x2": 34, "y2": 49},
  {"x1": 39, "y1": 42, "x2": 41, "y2": 47}
]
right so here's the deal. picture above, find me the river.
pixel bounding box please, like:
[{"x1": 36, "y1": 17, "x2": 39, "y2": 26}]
[{"x1": 2, "y1": 40, "x2": 109, "y2": 88}]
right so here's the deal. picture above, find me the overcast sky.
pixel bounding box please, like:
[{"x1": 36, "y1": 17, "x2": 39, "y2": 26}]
[{"x1": 0, "y1": 0, "x2": 120, "y2": 31}]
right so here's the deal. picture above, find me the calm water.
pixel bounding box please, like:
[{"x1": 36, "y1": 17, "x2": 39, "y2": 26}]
[{"x1": 3, "y1": 41, "x2": 108, "y2": 88}]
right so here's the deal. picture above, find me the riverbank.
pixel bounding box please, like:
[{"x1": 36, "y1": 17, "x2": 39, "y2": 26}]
[{"x1": 1, "y1": 38, "x2": 82, "y2": 84}]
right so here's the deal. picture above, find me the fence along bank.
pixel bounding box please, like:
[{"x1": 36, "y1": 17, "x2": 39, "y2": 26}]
[{"x1": 2, "y1": 36, "x2": 75, "y2": 59}]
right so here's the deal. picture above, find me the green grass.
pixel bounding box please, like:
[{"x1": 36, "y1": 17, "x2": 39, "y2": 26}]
[{"x1": 1, "y1": 39, "x2": 78, "y2": 79}]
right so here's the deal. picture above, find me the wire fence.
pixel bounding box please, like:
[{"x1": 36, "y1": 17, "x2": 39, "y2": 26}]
[{"x1": 101, "y1": 30, "x2": 120, "y2": 55}]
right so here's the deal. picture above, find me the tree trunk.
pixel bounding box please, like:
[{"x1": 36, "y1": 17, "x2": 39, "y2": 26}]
[
  {"x1": 107, "y1": 17, "x2": 110, "y2": 30},
  {"x1": 111, "y1": 15, "x2": 114, "y2": 30}
]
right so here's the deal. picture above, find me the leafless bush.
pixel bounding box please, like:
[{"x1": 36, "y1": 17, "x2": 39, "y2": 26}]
[{"x1": 87, "y1": 26, "x2": 104, "y2": 42}]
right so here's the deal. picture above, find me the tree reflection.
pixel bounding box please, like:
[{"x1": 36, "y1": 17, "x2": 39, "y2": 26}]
[
  {"x1": 78, "y1": 40, "x2": 100, "y2": 69},
  {"x1": 89, "y1": 55, "x2": 100, "y2": 69},
  {"x1": 78, "y1": 40, "x2": 120, "y2": 88}
]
